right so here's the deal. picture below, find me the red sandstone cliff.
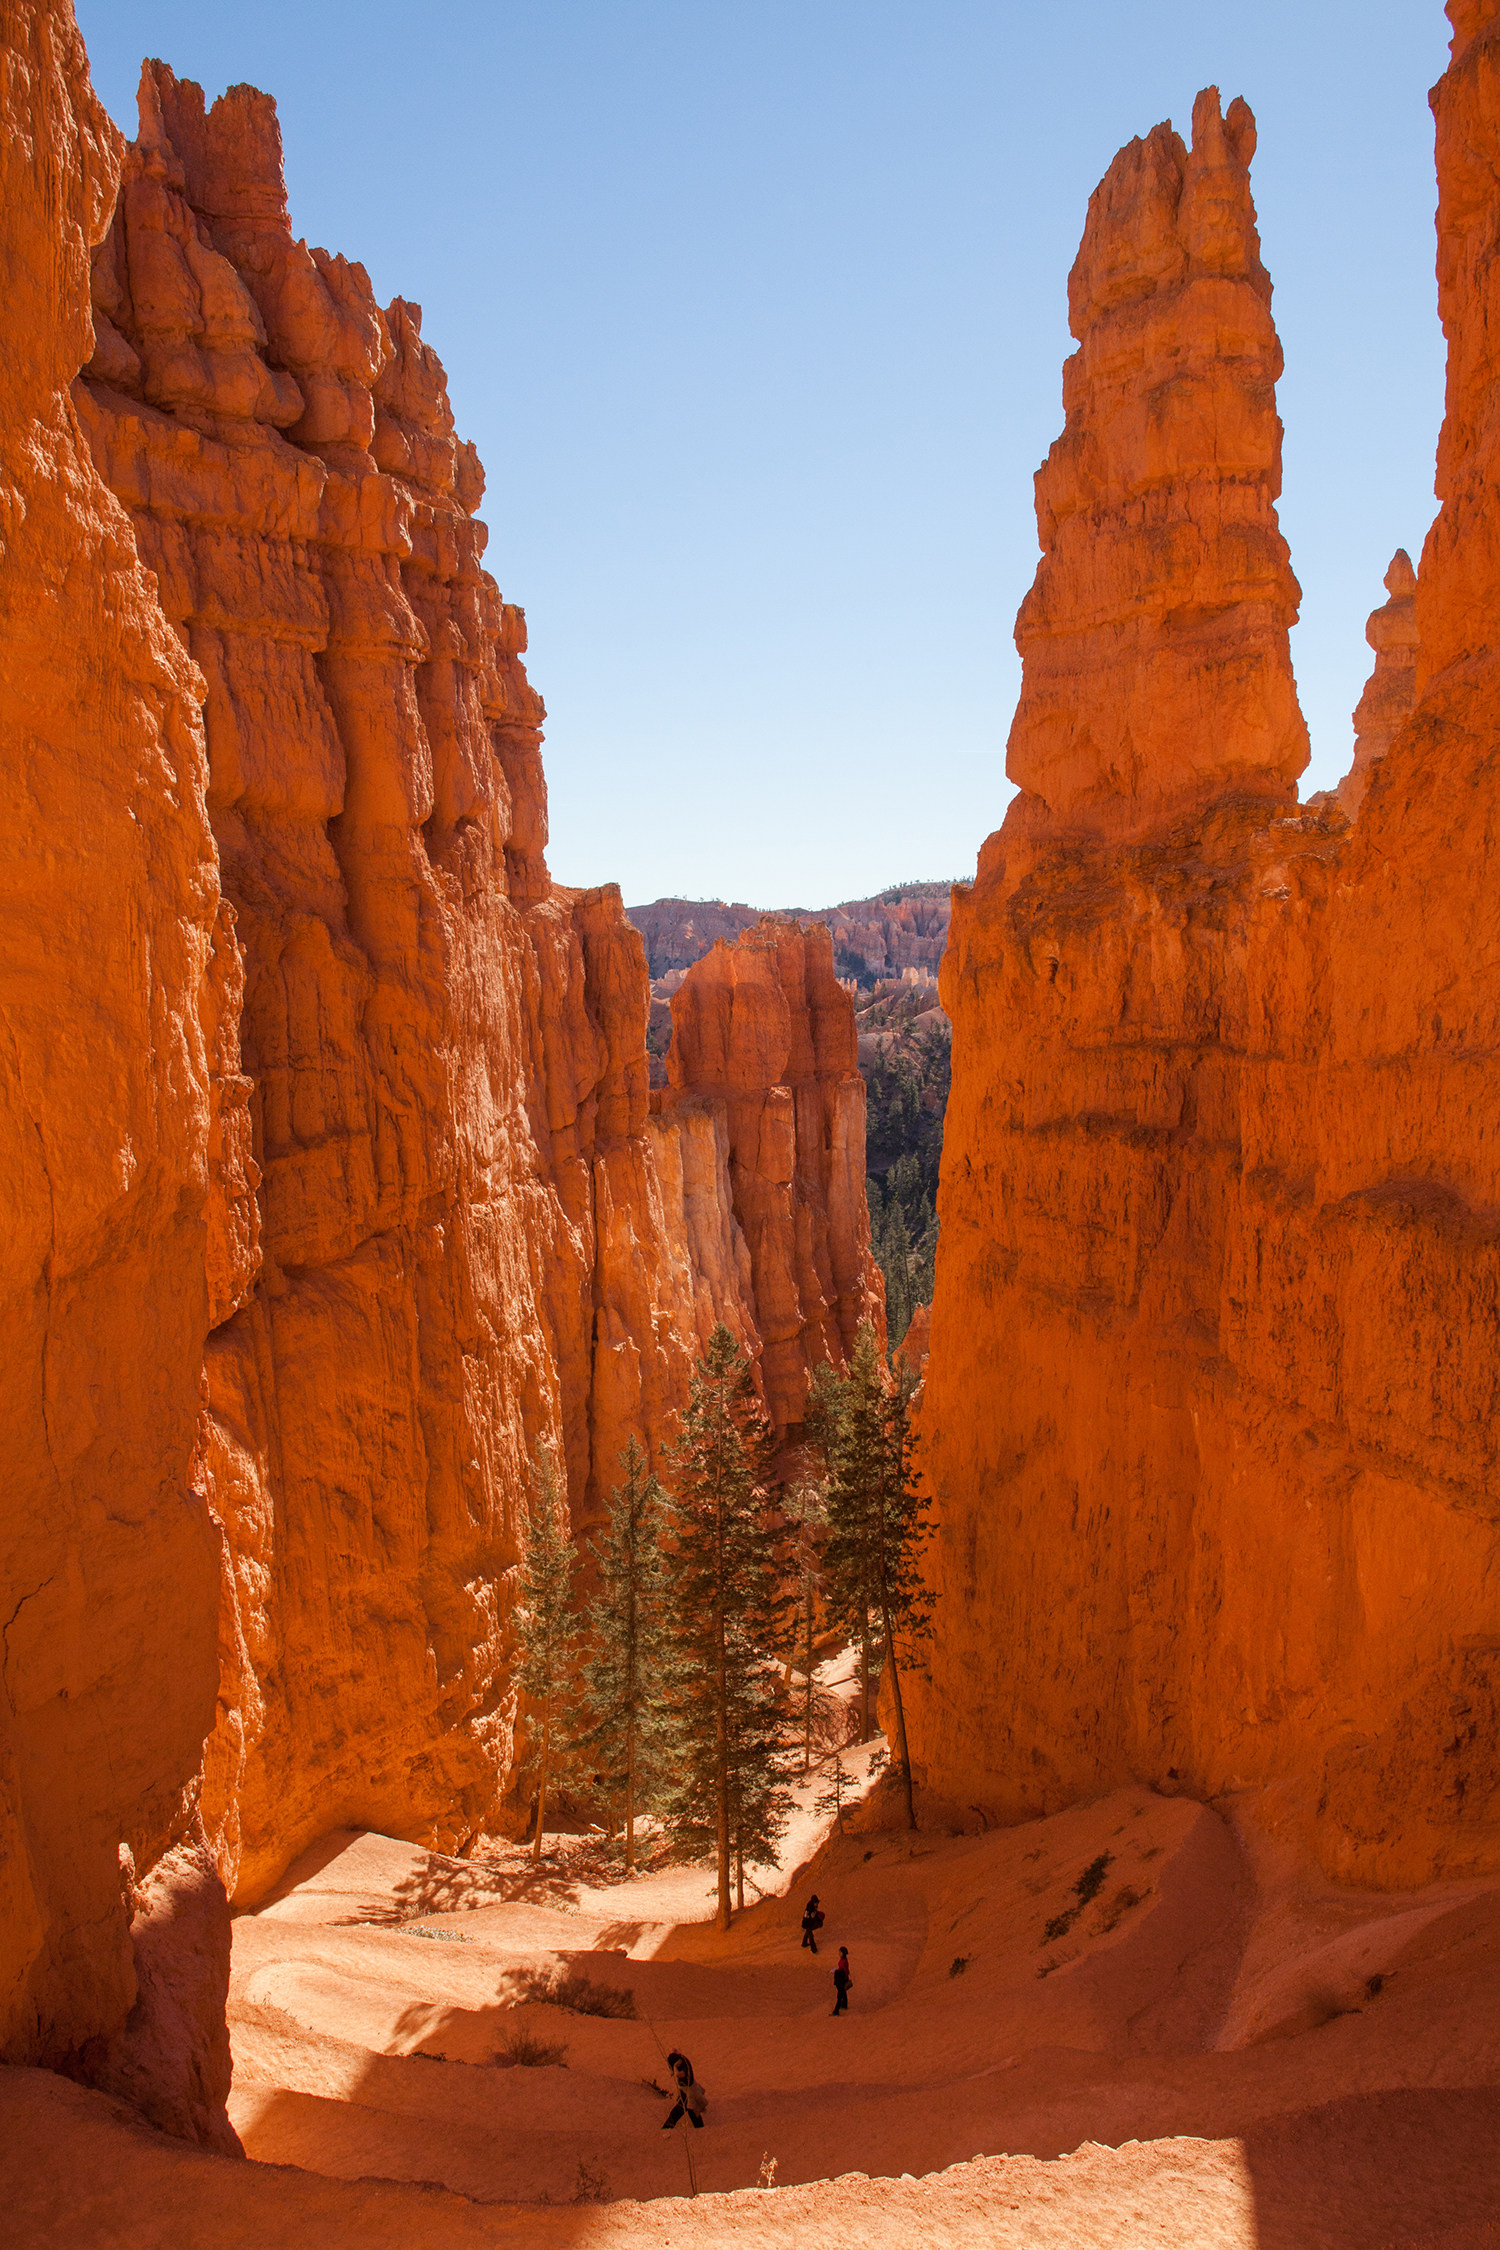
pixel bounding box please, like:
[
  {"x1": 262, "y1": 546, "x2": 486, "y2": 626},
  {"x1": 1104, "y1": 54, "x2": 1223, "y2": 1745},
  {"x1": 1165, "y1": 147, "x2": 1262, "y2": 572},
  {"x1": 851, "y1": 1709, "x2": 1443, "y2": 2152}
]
[
  {"x1": 910, "y1": 60, "x2": 1500, "y2": 1887},
  {"x1": 1, "y1": 4, "x2": 772, "y2": 2131},
  {"x1": 0, "y1": 1, "x2": 245, "y2": 2127},
  {"x1": 72, "y1": 61, "x2": 768, "y2": 1909},
  {"x1": 662, "y1": 920, "x2": 884, "y2": 1429}
]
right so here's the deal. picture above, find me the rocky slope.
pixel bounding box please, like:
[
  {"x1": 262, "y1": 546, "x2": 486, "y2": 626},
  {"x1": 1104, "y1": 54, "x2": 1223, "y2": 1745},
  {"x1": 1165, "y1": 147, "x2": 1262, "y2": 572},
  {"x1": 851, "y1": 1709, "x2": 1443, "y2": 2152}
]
[
  {"x1": 0, "y1": 6, "x2": 875, "y2": 2145},
  {"x1": 661, "y1": 920, "x2": 885, "y2": 1429},
  {"x1": 629, "y1": 884, "x2": 951, "y2": 985},
  {"x1": 910, "y1": 54, "x2": 1500, "y2": 1889}
]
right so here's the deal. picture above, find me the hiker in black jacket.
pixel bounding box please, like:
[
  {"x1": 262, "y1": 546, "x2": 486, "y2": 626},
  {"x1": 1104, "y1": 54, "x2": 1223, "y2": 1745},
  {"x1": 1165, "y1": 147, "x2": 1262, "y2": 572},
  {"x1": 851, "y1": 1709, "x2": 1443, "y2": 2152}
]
[
  {"x1": 800, "y1": 1894, "x2": 824, "y2": 1953},
  {"x1": 831, "y1": 1946, "x2": 852, "y2": 2015}
]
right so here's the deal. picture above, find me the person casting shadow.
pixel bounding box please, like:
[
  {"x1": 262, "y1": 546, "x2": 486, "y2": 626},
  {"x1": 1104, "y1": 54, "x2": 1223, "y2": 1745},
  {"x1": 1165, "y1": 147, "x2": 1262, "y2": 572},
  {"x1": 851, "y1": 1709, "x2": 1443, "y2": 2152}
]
[{"x1": 661, "y1": 2049, "x2": 707, "y2": 2129}]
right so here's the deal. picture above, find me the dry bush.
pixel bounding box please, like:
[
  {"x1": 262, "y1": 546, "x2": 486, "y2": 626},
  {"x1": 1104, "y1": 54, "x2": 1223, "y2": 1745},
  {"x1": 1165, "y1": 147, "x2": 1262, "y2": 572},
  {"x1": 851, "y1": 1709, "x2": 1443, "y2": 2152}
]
[
  {"x1": 1097, "y1": 1882, "x2": 1148, "y2": 1934},
  {"x1": 497, "y1": 2024, "x2": 569, "y2": 2067},
  {"x1": 508, "y1": 1964, "x2": 638, "y2": 2019}
]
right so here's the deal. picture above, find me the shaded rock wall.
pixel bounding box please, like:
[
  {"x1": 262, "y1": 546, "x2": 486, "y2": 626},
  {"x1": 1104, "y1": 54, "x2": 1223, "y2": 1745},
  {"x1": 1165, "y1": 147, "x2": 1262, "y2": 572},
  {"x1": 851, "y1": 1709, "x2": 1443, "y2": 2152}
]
[
  {"x1": 911, "y1": 58, "x2": 1500, "y2": 1889},
  {"x1": 663, "y1": 920, "x2": 884, "y2": 1429},
  {"x1": 0, "y1": 0, "x2": 234, "y2": 2080}
]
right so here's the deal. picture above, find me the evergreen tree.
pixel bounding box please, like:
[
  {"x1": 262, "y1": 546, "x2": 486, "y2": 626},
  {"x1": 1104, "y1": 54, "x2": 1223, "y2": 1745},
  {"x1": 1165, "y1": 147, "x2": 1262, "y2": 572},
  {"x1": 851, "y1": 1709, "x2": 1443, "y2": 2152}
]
[
  {"x1": 821, "y1": 1327, "x2": 937, "y2": 1828},
  {"x1": 783, "y1": 1474, "x2": 827, "y2": 1774},
  {"x1": 574, "y1": 1437, "x2": 673, "y2": 1875},
  {"x1": 662, "y1": 1325, "x2": 792, "y2": 1929},
  {"x1": 813, "y1": 1752, "x2": 853, "y2": 1834},
  {"x1": 515, "y1": 1443, "x2": 578, "y2": 1864}
]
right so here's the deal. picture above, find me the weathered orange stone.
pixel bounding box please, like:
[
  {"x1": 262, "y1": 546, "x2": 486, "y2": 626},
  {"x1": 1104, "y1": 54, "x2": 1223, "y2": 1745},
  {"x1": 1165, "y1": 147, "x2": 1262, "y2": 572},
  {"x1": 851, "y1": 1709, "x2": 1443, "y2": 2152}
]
[{"x1": 910, "y1": 59, "x2": 1500, "y2": 1888}]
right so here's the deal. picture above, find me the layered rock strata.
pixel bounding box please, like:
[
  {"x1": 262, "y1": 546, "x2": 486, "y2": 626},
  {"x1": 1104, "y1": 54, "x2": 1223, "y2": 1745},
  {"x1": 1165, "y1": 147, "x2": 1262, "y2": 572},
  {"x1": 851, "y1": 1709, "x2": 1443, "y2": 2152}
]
[
  {"x1": 911, "y1": 66, "x2": 1500, "y2": 1888},
  {"x1": 662, "y1": 920, "x2": 885, "y2": 1429},
  {"x1": 1338, "y1": 550, "x2": 1420, "y2": 817},
  {"x1": 72, "y1": 61, "x2": 771, "y2": 1910},
  {"x1": 0, "y1": 0, "x2": 243, "y2": 2092},
  {"x1": 0, "y1": 0, "x2": 793, "y2": 2129}
]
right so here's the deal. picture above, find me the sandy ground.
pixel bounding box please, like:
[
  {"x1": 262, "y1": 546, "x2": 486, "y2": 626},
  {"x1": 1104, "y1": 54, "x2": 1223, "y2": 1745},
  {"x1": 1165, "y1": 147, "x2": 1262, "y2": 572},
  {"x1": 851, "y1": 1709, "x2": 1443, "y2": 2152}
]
[{"x1": 6, "y1": 1725, "x2": 1500, "y2": 2246}]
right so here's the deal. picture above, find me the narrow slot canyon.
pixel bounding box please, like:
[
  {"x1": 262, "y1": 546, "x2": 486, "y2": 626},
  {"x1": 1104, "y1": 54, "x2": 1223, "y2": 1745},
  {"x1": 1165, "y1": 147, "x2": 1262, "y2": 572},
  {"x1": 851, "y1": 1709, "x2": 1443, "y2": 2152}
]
[{"x1": 3, "y1": 6, "x2": 1500, "y2": 2245}]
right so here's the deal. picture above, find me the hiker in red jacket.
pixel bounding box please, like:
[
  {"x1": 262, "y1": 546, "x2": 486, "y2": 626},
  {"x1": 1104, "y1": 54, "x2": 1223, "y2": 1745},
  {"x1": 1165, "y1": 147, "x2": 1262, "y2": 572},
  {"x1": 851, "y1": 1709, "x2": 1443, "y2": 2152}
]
[{"x1": 831, "y1": 1946, "x2": 852, "y2": 2015}]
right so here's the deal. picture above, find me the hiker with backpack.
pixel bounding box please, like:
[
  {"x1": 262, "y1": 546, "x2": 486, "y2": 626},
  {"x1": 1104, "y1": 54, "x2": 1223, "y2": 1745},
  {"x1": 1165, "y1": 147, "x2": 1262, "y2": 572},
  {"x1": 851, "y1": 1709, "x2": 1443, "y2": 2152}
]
[
  {"x1": 661, "y1": 2049, "x2": 707, "y2": 2130},
  {"x1": 801, "y1": 1893, "x2": 824, "y2": 1953}
]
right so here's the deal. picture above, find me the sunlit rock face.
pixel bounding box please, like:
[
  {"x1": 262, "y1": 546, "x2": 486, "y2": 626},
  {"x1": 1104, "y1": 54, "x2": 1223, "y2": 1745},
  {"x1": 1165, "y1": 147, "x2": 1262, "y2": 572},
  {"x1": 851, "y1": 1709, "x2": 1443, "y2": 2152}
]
[
  {"x1": 0, "y1": 0, "x2": 232, "y2": 2098},
  {"x1": 1005, "y1": 89, "x2": 1308, "y2": 844},
  {"x1": 1338, "y1": 550, "x2": 1420, "y2": 819},
  {"x1": 664, "y1": 920, "x2": 885, "y2": 1430},
  {"x1": 69, "y1": 59, "x2": 775, "y2": 1912},
  {"x1": 911, "y1": 57, "x2": 1500, "y2": 1889}
]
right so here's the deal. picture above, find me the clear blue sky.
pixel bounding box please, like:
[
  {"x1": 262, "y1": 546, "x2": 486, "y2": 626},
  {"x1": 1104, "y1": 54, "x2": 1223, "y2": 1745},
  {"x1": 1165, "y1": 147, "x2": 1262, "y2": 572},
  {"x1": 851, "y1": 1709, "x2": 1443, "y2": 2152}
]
[{"x1": 77, "y1": 2, "x2": 1452, "y2": 908}]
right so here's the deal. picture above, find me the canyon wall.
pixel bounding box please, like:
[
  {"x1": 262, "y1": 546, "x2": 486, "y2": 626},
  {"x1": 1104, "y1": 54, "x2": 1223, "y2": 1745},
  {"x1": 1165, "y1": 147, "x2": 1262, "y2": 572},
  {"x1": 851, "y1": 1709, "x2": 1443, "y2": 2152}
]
[
  {"x1": 72, "y1": 60, "x2": 769, "y2": 1912},
  {"x1": 0, "y1": 1, "x2": 861, "y2": 2124},
  {"x1": 0, "y1": 0, "x2": 235, "y2": 2093},
  {"x1": 911, "y1": 53, "x2": 1500, "y2": 1888},
  {"x1": 662, "y1": 920, "x2": 885, "y2": 1430}
]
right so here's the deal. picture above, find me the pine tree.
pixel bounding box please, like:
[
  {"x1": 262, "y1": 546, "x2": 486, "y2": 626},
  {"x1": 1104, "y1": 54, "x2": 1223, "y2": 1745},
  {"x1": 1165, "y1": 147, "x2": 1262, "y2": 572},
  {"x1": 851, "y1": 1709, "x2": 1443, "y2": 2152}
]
[
  {"x1": 813, "y1": 1753, "x2": 852, "y2": 1833},
  {"x1": 822, "y1": 1327, "x2": 936, "y2": 1828},
  {"x1": 661, "y1": 1325, "x2": 792, "y2": 1929},
  {"x1": 515, "y1": 1442, "x2": 578, "y2": 1864},
  {"x1": 574, "y1": 1437, "x2": 673, "y2": 1875},
  {"x1": 783, "y1": 1474, "x2": 827, "y2": 1774}
]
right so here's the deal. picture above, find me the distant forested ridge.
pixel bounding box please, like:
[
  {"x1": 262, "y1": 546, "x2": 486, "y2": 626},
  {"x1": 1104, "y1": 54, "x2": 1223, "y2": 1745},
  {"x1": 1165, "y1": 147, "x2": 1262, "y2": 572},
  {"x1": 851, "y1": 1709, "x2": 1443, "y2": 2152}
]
[
  {"x1": 855, "y1": 982, "x2": 951, "y2": 1349},
  {"x1": 627, "y1": 882, "x2": 952, "y2": 984}
]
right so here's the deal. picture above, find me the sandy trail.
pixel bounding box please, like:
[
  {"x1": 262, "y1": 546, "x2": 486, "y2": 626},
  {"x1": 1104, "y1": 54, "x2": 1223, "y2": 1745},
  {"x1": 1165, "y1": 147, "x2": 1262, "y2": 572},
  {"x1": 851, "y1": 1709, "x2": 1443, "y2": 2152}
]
[{"x1": 7, "y1": 1746, "x2": 1500, "y2": 2246}]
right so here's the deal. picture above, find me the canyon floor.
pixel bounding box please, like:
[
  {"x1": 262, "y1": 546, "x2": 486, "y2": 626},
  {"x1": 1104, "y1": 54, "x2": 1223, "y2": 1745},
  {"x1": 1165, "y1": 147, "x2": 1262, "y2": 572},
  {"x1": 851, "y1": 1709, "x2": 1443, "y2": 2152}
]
[{"x1": 7, "y1": 1738, "x2": 1500, "y2": 2248}]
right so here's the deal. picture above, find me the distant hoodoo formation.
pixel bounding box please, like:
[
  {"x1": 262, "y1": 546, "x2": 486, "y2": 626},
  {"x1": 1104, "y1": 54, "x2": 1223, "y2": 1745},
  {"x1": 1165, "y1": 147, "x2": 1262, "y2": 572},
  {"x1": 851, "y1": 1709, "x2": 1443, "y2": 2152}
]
[
  {"x1": 911, "y1": 55, "x2": 1500, "y2": 1887},
  {"x1": 0, "y1": 8, "x2": 876, "y2": 2140}
]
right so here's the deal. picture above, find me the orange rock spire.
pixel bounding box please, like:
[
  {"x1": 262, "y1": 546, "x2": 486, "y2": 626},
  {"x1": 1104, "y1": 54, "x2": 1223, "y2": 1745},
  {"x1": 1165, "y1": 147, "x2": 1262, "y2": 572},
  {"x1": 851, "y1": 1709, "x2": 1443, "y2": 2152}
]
[
  {"x1": 909, "y1": 46, "x2": 1500, "y2": 1889},
  {"x1": 1007, "y1": 89, "x2": 1308, "y2": 839},
  {"x1": 1338, "y1": 549, "x2": 1419, "y2": 817}
]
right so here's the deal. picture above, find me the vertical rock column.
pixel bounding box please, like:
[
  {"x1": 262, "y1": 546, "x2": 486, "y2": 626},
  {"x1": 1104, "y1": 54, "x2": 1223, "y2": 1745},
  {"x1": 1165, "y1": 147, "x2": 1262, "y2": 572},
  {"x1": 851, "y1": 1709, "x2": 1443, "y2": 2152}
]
[{"x1": 0, "y1": 0, "x2": 244, "y2": 2094}]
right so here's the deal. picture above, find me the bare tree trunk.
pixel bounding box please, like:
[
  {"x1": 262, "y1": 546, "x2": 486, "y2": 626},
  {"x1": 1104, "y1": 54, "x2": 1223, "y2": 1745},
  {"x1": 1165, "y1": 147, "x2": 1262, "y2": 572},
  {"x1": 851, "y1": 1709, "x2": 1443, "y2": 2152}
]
[
  {"x1": 882, "y1": 1601, "x2": 916, "y2": 1830},
  {"x1": 860, "y1": 1632, "x2": 871, "y2": 1741},
  {"x1": 533, "y1": 1699, "x2": 551, "y2": 1864},
  {"x1": 736, "y1": 1842, "x2": 744, "y2": 1912},
  {"x1": 625, "y1": 1716, "x2": 635, "y2": 1876}
]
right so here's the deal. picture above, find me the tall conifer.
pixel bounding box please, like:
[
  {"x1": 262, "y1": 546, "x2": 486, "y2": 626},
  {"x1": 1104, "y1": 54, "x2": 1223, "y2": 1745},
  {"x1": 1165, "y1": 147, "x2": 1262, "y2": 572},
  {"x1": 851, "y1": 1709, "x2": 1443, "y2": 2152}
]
[
  {"x1": 662, "y1": 1325, "x2": 791, "y2": 1929},
  {"x1": 574, "y1": 1437, "x2": 672, "y2": 1874},
  {"x1": 515, "y1": 1443, "x2": 578, "y2": 1863},
  {"x1": 822, "y1": 1326, "x2": 936, "y2": 1828}
]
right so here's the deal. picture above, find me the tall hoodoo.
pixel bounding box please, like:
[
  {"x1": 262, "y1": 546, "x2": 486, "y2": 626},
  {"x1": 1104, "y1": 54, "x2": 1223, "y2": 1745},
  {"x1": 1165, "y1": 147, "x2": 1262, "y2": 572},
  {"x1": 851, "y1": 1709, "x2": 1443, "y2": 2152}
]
[
  {"x1": 1338, "y1": 550, "x2": 1419, "y2": 817},
  {"x1": 910, "y1": 57, "x2": 1500, "y2": 1888},
  {"x1": 1007, "y1": 89, "x2": 1307, "y2": 839}
]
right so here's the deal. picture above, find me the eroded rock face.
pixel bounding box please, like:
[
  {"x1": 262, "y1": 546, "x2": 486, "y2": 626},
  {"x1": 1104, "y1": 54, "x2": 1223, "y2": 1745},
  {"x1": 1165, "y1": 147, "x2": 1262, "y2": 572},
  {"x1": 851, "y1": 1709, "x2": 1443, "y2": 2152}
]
[
  {"x1": 910, "y1": 62, "x2": 1500, "y2": 1888},
  {"x1": 72, "y1": 61, "x2": 766, "y2": 1910},
  {"x1": 0, "y1": 0, "x2": 232, "y2": 2084},
  {"x1": 1338, "y1": 550, "x2": 1420, "y2": 818},
  {"x1": 1007, "y1": 90, "x2": 1307, "y2": 842},
  {"x1": 663, "y1": 920, "x2": 884, "y2": 1428}
]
